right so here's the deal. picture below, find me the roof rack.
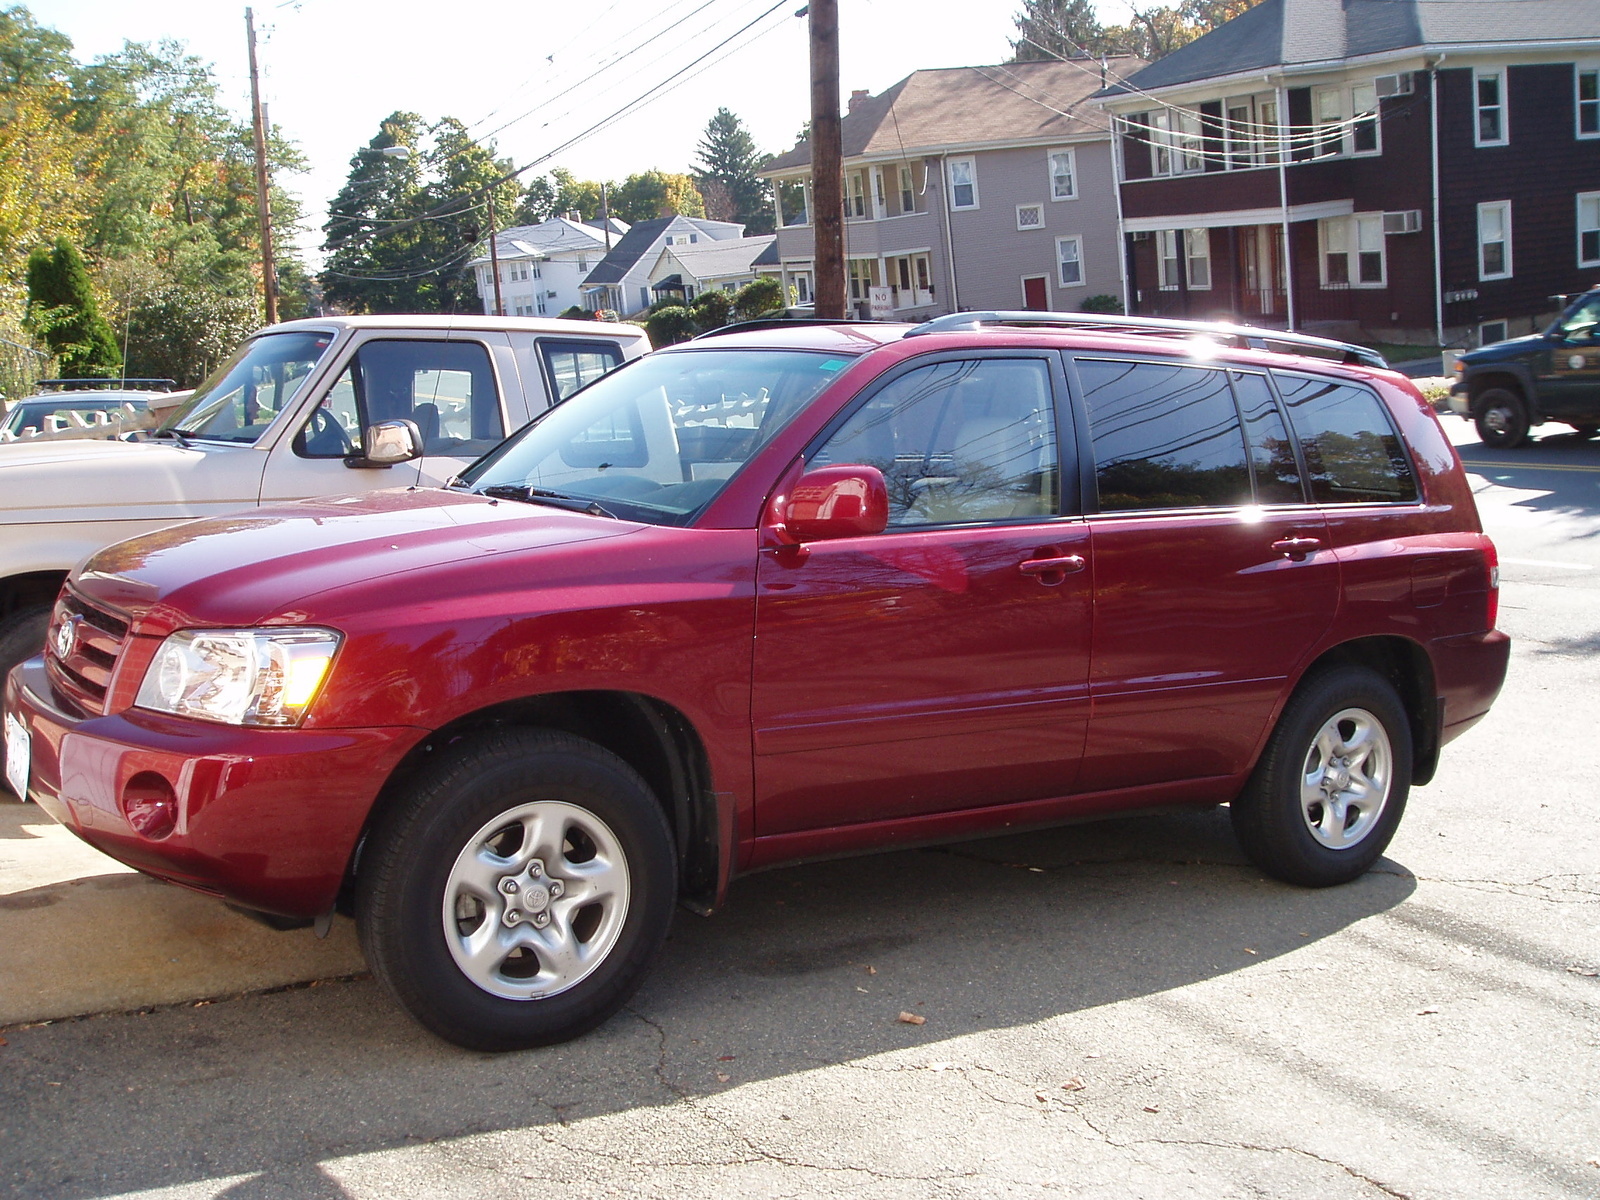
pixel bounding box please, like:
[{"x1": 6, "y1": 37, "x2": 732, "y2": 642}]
[
  {"x1": 903, "y1": 311, "x2": 1388, "y2": 369},
  {"x1": 690, "y1": 317, "x2": 882, "y2": 340}
]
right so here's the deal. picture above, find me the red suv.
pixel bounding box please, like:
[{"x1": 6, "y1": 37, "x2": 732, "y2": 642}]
[{"x1": 4, "y1": 314, "x2": 1509, "y2": 1050}]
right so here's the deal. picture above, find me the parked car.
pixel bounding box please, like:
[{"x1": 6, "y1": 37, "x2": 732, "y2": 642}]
[
  {"x1": 0, "y1": 379, "x2": 177, "y2": 441},
  {"x1": 4, "y1": 312, "x2": 1508, "y2": 1051},
  {"x1": 1448, "y1": 285, "x2": 1600, "y2": 446}
]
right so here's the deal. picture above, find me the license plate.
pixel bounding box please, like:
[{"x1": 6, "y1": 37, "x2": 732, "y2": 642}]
[{"x1": 4, "y1": 710, "x2": 29, "y2": 800}]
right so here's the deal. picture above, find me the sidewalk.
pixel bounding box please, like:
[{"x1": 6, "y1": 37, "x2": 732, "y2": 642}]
[{"x1": 0, "y1": 799, "x2": 364, "y2": 1028}]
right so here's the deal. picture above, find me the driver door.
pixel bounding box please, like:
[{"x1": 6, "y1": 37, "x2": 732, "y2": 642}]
[
  {"x1": 1536, "y1": 291, "x2": 1600, "y2": 421},
  {"x1": 259, "y1": 335, "x2": 509, "y2": 502}
]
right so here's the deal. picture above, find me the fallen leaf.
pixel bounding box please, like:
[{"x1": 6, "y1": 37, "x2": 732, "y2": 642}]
[
  {"x1": 0, "y1": 1035, "x2": 7, "y2": 1047},
  {"x1": 1243, "y1": 947, "x2": 1258, "y2": 955},
  {"x1": 1084, "y1": 1052, "x2": 1101, "y2": 1059},
  {"x1": 1036, "y1": 1091, "x2": 1050, "y2": 1102},
  {"x1": 717, "y1": 1055, "x2": 736, "y2": 1061},
  {"x1": 927, "y1": 1061, "x2": 952, "y2": 1072},
  {"x1": 1567, "y1": 966, "x2": 1598, "y2": 978},
  {"x1": 866, "y1": 965, "x2": 877, "y2": 975},
  {"x1": 1062, "y1": 1077, "x2": 1086, "y2": 1092},
  {"x1": 716, "y1": 1073, "x2": 730, "y2": 1083},
  {"x1": 898, "y1": 1011, "x2": 927, "y2": 1026},
  {"x1": 1027, "y1": 867, "x2": 1045, "y2": 873},
  {"x1": 1416, "y1": 1008, "x2": 1441, "y2": 1015},
  {"x1": 1143, "y1": 1105, "x2": 1160, "y2": 1114},
  {"x1": 1585, "y1": 1158, "x2": 1599, "y2": 1168},
  {"x1": 856, "y1": 986, "x2": 869, "y2": 993}
]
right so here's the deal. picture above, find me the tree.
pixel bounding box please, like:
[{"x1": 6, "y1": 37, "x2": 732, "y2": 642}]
[
  {"x1": 611, "y1": 170, "x2": 705, "y2": 224},
  {"x1": 122, "y1": 284, "x2": 259, "y2": 386},
  {"x1": 25, "y1": 236, "x2": 120, "y2": 376},
  {"x1": 1011, "y1": 0, "x2": 1261, "y2": 62},
  {"x1": 1009, "y1": 0, "x2": 1113, "y2": 60},
  {"x1": 692, "y1": 108, "x2": 773, "y2": 234}
]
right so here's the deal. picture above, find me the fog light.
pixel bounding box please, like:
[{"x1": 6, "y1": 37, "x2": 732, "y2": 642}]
[{"x1": 121, "y1": 772, "x2": 178, "y2": 840}]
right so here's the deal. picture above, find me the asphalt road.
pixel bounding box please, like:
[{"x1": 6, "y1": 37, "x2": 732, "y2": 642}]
[{"x1": 1, "y1": 414, "x2": 1596, "y2": 1200}]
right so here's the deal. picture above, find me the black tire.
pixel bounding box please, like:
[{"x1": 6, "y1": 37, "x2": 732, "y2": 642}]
[
  {"x1": 1472, "y1": 387, "x2": 1531, "y2": 448},
  {"x1": 1231, "y1": 666, "x2": 1412, "y2": 888},
  {"x1": 356, "y1": 729, "x2": 677, "y2": 1051},
  {"x1": 0, "y1": 605, "x2": 51, "y2": 801}
]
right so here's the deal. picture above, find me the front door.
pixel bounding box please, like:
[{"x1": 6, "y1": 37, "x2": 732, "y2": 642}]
[
  {"x1": 1022, "y1": 275, "x2": 1049, "y2": 311},
  {"x1": 752, "y1": 354, "x2": 1091, "y2": 836},
  {"x1": 1535, "y1": 291, "x2": 1600, "y2": 421}
]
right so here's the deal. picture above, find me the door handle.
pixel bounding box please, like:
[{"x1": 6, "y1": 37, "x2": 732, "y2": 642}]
[
  {"x1": 1271, "y1": 536, "x2": 1322, "y2": 560},
  {"x1": 1019, "y1": 554, "x2": 1086, "y2": 585}
]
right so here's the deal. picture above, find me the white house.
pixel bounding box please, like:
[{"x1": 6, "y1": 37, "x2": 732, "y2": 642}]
[
  {"x1": 645, "y1": 235, "x2": 777, "y2": 304},
  {"x1": 580, "y1": 215, "x2": 748, "y2": 316},
  {"x1": 470, "y1": 217, "x2": 627, "y2": 317}
]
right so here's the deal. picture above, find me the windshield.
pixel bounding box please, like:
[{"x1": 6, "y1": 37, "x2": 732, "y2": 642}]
[
  {"x1": 1554, "y1": 291, "x2": 1600, "y2": 341},
  {"x1": 459, "y1": 348, "x2": 856, "y2": 525},
  {"x1": 161, "y1": 329, "x2": 335, "y2": 443}
]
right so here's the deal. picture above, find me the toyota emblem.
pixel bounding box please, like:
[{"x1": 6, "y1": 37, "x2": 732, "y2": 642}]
[{"x1": 53, "y1": 617, "x2": 77, "y2": 660}]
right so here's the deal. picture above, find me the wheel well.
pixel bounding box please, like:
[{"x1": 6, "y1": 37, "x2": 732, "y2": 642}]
[
  {"x1": 1303, "y1": 637, "x2": 1440, "y2": 786},
  {"x1": 343, "y1": 691, "x2": 720, "y2": 915},
  {"x1": 2, "y1": 572, "x2": 67, "y2": 624},
  {"x1": 1466, "y1": 372, "x2": 1526, "y2": 411}
]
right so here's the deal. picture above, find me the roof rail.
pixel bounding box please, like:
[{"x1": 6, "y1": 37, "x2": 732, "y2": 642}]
[
  {"x1": 690, "y1": 317, "x2": 882, "y2": 340},
  {"x1": 34, "y1": 377, "x2": 180, "y2": 392},
  {"x1": 903, "y1": 311, "x2": 1388, "y2": 369}
]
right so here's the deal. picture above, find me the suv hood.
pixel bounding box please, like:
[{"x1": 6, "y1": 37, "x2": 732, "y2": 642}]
[
  {"x1": 0, "y1": 436, "x2": 261, "y2": 522},
  {"x1": 1462, "y1": 333, "x2": 1547, "y2": 364},
  {"x1": 74, "y1": 488, "x2": 643, "y2": 631}
]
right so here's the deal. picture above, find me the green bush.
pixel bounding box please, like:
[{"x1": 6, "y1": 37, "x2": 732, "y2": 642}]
[
  {"x1": 25, "y1": 238, "x2": 122, "y2": 378},
  {"x1": 731, "y1": 277, "x2": 784, "y2": 321},
  {"x1": 1080, "y1": 293, "x2": 1124, "y2": 315},
  {"x1": 557, "y1": 305, "x2": 591, "y2": 321},
  {"x1": 643, "y1": 305, "x2": 697, "y2": 348},
  {"x1": 688, "y1": 289, "x2": 733, "y2": 332}
]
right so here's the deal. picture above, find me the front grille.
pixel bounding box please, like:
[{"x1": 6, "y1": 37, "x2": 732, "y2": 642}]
[{"x1": 46, "y1": 590, "x2": 131, "y2": 715}]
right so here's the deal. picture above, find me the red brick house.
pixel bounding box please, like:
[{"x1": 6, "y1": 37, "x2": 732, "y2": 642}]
[{"x1": 1094, "y1": 0, "x2": 1600, "y2": 347}]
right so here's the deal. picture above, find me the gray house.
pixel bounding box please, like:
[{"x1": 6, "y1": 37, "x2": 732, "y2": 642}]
[
  {"x1": 759, "y1": 58, "x2": 1144, "y2": 318},
  {"x1": 580, "y1": 215, "x2": 747, "y2": 317}
]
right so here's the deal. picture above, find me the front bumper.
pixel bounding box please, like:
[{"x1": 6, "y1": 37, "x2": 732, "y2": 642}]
[
  {"x1": 1447, "y1": 380, "x2": 1470, "y2": 416},
  {"x1": 5, "y1": 657, "x2": 425, "y2": 918}
]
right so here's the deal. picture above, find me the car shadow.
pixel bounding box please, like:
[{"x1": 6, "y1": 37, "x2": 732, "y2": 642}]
[{"x1": 0, "y1": 806, "x2": 1418, "y2": 1200}]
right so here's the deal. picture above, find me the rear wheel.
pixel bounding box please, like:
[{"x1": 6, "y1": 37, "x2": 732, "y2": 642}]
[
  {"x1": 356, "y1": 729, "x2": 677, "y2": 1050},
  {"x1": 1232, "y1": 666, "x2": 1411, "y2": 887},
  {"x1": 1473, "y1": 388, "x2": 1531, "y2": 448}
]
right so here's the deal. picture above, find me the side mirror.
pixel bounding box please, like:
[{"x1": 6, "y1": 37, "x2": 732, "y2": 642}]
[
  {"x1": 351, "y1": 418, "x2": 423, "y2": 468},
  {"x1": 782, "y1": 464, "x2": 889, "y2": 542}
]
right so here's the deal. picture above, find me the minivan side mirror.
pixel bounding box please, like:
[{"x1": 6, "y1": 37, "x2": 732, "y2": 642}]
[
  {"x1": 351, "y1": 418, "x2": 424, "y2": 468},
  {"x1": 782, "y1": 464, "x2": 889, "y2": 542}
]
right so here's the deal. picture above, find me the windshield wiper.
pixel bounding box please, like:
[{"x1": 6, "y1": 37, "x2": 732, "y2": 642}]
[
  {"x1": 146, "y1": 428, "x2": 191, "y2": 447},
  {"x1": 476, "y1": 483, "x2": 616, "y2": 519}
]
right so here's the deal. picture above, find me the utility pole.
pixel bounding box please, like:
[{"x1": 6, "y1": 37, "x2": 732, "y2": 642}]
[
  {"x1": 487, "y1": 192, "x2": 504, "y2": 317},
  {"x1": 808, "y1": 0, "x2": 845, "y2": 320},
  {"x1": 600, "y1": 183, "x2": 613, "y2": 250},
  {"x1": 245, "y1": 8, "x2": 278, "y2": 325}
]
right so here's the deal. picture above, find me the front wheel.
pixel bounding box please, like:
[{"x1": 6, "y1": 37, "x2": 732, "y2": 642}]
[
  {"x1": 0, "y1": 604, "x2": 51, "y2": 800},
  {"x1": 1473, "y1": 387, "x2": 1531, "y2": 448},
  {"x1": 356, "y1": 729, "x2": 677, "y2": 1050},
  {"x1": 1232, "y1": 666, "x2": 1412, "y2": 887}
]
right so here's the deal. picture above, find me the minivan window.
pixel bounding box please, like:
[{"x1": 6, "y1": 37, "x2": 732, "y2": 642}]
[
  {"x1": 1230, "y1": 370, "x2": 1304, "y2": 504},
  {"x1": 1275, "y1": 373, "x2": 1418, "y2": 504},
  {"x1": 1079, "y1": 358, "x2": 1252, "y2": 511},
  {"x1": 812, "y1": 357, "x2": 1058, "y2": 526}
]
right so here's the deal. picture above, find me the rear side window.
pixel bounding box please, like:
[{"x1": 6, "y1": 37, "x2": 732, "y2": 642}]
[
  {"x1": 541, "y1": 340, "x2": 623, "y2": 402},
  {"x1": 1078, "y1": 359, "x2": 1252, "y2": 511},
  {"x1": 1230, "y1": 371, "x2": 1303, "y2": 504},
  {"x1": 1274, "y1": 373, "x2": 1417, "y2": 504}
]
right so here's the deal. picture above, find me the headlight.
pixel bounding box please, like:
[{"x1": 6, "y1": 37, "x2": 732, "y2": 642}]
[{"x1": 136, "y1": 628, "x2": 342, "y2": 726}]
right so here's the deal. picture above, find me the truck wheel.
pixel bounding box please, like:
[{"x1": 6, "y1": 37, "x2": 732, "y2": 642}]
[
  {"x1": 0, "y1": 605, "x2": 51, "y2": 800},
  {"x1": 1473, "y1": 388, "x2": 1530, "y2": 448},
  {"x1": 356, "y1": 729, "x2": 676, "y2": 1051},
  {"x1": 1231, "y1": 666, "x2": 1411, "y2": 888}
]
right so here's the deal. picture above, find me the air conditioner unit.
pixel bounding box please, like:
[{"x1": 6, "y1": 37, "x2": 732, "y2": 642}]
[
  {"x1": 1375, "y1": 73, "x2": 1414, "y2": 98},
  {"x1": 546, "y1": 290, "x2": 559, "y2": 298},
  {"x1": 1383, "y1": 210, "x2": 1423, "y2": 234},
  {"x1": 1131, "y1": 230, "x2": 1153, "y2": 241}
]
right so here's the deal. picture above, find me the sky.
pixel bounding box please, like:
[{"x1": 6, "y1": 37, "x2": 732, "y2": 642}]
[{"x1": 33, "y1": 0, "x2": 1138, "y2": 259}]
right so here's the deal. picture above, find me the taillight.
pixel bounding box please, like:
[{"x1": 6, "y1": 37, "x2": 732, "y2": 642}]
[{"x1": 1481, "y1": 534, "x2": 1500, "y2": 629}]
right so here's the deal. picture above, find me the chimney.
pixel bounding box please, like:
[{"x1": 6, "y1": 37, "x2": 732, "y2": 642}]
[
  {"x1": 848, "y1": 88, "x2": 870, "y2": 113},
  {"x1": 565, "y1": 210, "x2": 582, "y2": 222}
]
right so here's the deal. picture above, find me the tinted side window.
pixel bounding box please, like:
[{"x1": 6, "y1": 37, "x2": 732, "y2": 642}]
[
  {"x1": 541, "y1": 339, "x2": 623, "y2": 403},
  {"x1": 1275, "y1": 374, "x2": 1417, "y2": 504},
  {"x1": 1078, "y1": 359, "x2": 1251, "y2": 511},
  {"x1": 1230, "y1": 371, "x2": 1303, "y2": 504},
  {"x1": 813, "y1": 357, "x2": 1059, "y2": 527}
]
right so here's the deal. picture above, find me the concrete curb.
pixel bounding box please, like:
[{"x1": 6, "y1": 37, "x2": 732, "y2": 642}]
[{"x1": 0, "y1": 799, "x2": 365, "y2": 1027}]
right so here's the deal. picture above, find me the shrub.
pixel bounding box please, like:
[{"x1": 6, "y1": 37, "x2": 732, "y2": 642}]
[
  {"x1": 688, "y1": 289, "x2": 733, "y2": 332},
  {"x1": 731, "y1": 277, "x2": 784, "y2": 321},
  {"x1": 1080, "y1": 293, "x2": 1124, "y2": 315},
  {"x1": 643, "y1": 305, "x2": 697, "y2": 348}
]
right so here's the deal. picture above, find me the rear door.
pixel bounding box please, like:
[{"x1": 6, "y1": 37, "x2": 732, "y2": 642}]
[
  {"x1": 1074, "y1": 358, "x2": 1338, "y2": 792},
  {"x1": 751, "y1": 352, "x2": 1092, "y2": 835}
]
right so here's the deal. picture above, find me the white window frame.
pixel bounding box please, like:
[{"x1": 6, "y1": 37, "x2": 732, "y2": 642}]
[
  {"x1": 1318, "y1": 214, "x2": 1387, "y2": 288},
  {"x1": 1185, "y1": 229, "x2": 1212, "y2": 290},
  {"x1": 1157, "y1": 229, "x2": 1181, "y2": 289},
  {"x1": 1224, "y1": 93, "x2": 1279, "y2": 168},
  {"x1": 1016, "y1": 203, "x2": 1045, "y2": 231},
  {"x1": 1478, "y1": 200, "x2": 1512, "y2": 280},
  {"x1": 948, "y1": 157, "x2": 978, "y2": 210},
  {"x1": 1047, "y1": 147, "x2": 1077, "y2": 200},
  {"x1": 1475, "y1": 68, "x2": 1508, "y2": 147},
  {"x1": 898, "y1": 164, "x2": 915, "y2": 213},
  {"x1": 1578, "y1": 65, "x2": 1600, "y2": 139},
  {"x1": 1350, "y1": 82, "x2": 1380, "y2": 155},
  {"x1": 1579, "y1": 192, "x2": 1600, "y2": 267},
  {"x1": 871, "y1": 168, "x2": 887, "y2": 220},
  {"x1": 1056, "y1": 235, "x2": 1084, "y2": 288},
  {"x1": 1148, "y1": 110, "x2": 1204, "y2": 176},
  {"x1": 1478, "y1": 320, "x2": 1509, "y2": 347},
  {"x1": 845, "y1": 171, "x2": 866, "y2": 220}
]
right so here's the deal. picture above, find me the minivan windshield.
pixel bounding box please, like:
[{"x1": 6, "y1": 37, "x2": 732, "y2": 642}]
[
  {"x1": 458, "y1": 348, "x2": 855, "y2": 525},
  {"x1": 161, "y1": 329, "x2": 335, "y2": 443}
]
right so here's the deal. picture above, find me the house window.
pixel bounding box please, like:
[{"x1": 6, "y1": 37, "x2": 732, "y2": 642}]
[
  {"x1": 536, "y1": 295, "x2": 547, "y2": 316},
  {"x1": 1225, "y1": 94, "x2": 1278, "y2": 168},
  {"x1": 1157, "y1": 230, "x2": 1181, "y2": 289},
  {"x1": 871, "y1": 169, "x2": 887, "y2": 220},
  {"x1": 1312, "y1": 84, "x2": 1380, "y2": 157},
  {"x1": 1581, "y1": 193, "x2": 1600, "y2": 266},
  {"x1": 1017, "y1": 204, "x2": 1044, "y2": 231},
  {"x1": 1048, "y1": 148, "x2": 1076, "y2": 200},
  {"x1": 1351, "y1": 83, "x2": 1379, "y2": 153},
  {"x1": 1319, "y1": 215, "x2": 1386, "y2": 287},
  {"x1": 531, "y1": 264, "x2": 542, "y2": 279},
  {"x1": 1314, "y1": 87, "x2": 1345, "y2": 157},
  {"x1": 1186, "y1": 229, "x2": 1212, "y2": 289},
  {"x1": 640, "y1": 286, "x2": 650, "y2": 310},
  {"x1": 845, "y1": 172, "x2": 866, "y2": 219},
  {"x1": 1579, "y1": 68, "x2": 1600, "y2": 138},
  {"x1": 1148, "y1": 110, "x2": 1204, "y2": 175},
  {"x1": 1479, "y1": 320, "x2": 1509, "y2": 346},
  {"x1": 1056, "y1": 236, "x2": 1083, "y2": 287},
  {"x1": 899, "y1": 165, "x2": 915, "y2": 213},
  {"x1": 577, "y1": 255, "x2": 588, "y2": 271},
  {"x1": 848, "y1": 258, "x2": 876, "y2": 303},
  {"x1": 1478, "y1": 201, "x2": 1512, "y2": 279},
  {"x1": 1475, "y1": 69, "x2": 1507, "y2": 146},
  {"x1": 948, "y1": 158, "x2": 978, "y2": 209}
]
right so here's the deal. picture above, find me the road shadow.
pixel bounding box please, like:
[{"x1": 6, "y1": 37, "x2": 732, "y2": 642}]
[
  {"x1": 1458, "y1": 432, "x2": 1600, "y2": 527},
  {"x1": 0, "y1": 806, "x2": 1418, "y2": 1200}
]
